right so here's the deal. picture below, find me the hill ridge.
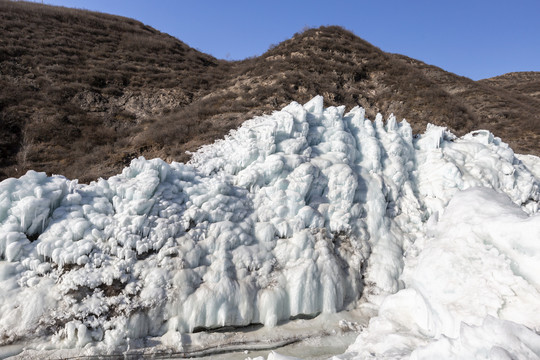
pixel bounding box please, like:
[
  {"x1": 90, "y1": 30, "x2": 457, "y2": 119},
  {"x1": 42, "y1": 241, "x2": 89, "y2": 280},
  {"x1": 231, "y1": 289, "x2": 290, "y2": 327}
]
[{"x1": 1, "y1": 1, "x2": 539, "y2": 182}]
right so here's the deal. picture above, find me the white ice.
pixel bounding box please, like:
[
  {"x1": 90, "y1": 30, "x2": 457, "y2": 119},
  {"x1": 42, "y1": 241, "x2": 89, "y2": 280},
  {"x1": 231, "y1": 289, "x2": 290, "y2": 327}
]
[
  {"x1": 335, "y1": 187, "x2": 540, "y2": 359},
  {"x1": 0, "y1": 96, "x2": 539, "y2": 359}
]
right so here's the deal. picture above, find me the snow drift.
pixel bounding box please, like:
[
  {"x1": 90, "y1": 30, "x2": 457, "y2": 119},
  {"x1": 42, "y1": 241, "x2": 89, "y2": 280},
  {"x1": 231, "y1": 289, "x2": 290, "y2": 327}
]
[{"x1": 1, "y1": 96, "x2": 540, "y2": 358}]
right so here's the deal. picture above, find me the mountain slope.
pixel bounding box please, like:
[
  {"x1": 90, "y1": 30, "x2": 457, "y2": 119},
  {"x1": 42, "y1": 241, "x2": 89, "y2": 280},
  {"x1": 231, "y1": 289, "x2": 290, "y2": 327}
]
[
  {"x1": 0, "y1": 1, "x2": 229, "y2": 180},
  {"x1": 479, "y1": 71, "x2": 540, "y2": 101},
  {"x1": 391, "y1": 55, "x2": 540, "y2": 155},
  {"x1": 1, "y1": 1, "x2": 539, "y2": 183}
]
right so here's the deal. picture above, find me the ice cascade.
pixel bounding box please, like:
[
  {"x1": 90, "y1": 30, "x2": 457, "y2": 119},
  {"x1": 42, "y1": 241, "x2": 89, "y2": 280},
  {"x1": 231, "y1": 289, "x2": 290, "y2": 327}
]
[{"x1": 0, "y1": 97, "x2": 539, "y2": 357}]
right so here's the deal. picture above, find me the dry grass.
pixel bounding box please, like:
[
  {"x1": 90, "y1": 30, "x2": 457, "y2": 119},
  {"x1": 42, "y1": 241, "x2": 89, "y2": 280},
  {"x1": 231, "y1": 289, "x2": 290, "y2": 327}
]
[{"x1": 0, "y1": 2, "x2": 538, "y2": 182}]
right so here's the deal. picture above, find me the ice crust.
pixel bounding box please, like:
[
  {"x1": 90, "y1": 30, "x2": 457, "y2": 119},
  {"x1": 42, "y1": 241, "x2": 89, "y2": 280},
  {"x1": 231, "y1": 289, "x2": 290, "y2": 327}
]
[{"x1": 1, "y1": 96, "x2": 540, "y2": 358}]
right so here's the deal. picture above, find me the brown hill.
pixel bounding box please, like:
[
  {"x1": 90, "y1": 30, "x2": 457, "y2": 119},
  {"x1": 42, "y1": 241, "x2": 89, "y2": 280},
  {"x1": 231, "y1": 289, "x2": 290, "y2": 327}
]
[
  {"x1": 1, "y1": 1, "x2": 539, "y2": 182},
  {"x1": 478, "y1": 72, "x2": 540, "y2": 101},
  {"x1": 390, "y1": 55, "x2": 540, "y2": 155},
  {"x1": 0, "y1": 0, "x2": 230, "y2": 181}
]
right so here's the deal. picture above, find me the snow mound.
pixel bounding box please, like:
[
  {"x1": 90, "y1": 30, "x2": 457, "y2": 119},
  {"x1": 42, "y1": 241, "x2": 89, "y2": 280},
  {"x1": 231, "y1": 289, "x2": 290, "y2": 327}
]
[
  {"x1": 1, "y1": 96, "x2": 540, "y2": 357},
  {"x1": 335, "y1": 187, "x2": 540, "y2": 359}
]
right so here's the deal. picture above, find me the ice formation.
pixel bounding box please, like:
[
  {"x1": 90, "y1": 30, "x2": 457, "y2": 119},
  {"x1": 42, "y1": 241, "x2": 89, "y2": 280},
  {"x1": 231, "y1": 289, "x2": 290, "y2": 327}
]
[{"x1": 1, "y1": 96, "x2": 540, "y2": 358}]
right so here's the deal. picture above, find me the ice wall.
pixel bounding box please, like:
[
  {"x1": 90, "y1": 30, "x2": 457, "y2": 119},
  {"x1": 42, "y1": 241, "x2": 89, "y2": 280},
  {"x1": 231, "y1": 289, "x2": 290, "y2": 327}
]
[{"x1": 0, "y1": 96, "x2": 539, "y2": 353}]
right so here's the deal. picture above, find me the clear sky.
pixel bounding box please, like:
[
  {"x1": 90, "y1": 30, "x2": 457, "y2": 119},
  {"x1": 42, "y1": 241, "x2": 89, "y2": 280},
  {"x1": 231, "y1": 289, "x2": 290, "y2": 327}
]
[{"x1": 38, "y1": 0, "x2": 539, "y2": 80}]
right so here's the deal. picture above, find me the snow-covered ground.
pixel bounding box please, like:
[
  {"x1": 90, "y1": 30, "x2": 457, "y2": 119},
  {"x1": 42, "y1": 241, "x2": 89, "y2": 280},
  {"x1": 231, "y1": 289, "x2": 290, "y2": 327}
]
[{"x1": 1, "y1": 96, "x2": 539, "y2": 359}]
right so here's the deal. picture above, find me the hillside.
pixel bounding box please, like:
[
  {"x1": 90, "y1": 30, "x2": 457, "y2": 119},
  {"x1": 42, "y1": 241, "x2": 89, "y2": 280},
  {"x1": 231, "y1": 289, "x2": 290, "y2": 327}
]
[
  {"x1": 1, "y1": 0, "x2": 539, "y2": 182},
  {"x1": 0, "y1": 1, "x2": 230, "y2": 181},
  {"x1": 391, "y1": 55, "x2": 540, "y2": 154},
  {"x1": 479, "y1": 71, "x2": 540, "y2": 101}
]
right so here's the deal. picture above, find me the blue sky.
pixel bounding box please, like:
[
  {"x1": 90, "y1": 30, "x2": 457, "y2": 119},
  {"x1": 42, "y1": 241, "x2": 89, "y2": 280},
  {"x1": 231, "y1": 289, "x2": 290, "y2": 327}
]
[{"x1": 39, "y1": 0, "x2": 539, "y2": 80}]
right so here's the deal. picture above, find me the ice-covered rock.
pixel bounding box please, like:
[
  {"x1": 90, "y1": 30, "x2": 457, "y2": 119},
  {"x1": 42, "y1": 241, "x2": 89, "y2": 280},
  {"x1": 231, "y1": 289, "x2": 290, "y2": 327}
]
[{"x1": 0, "y1": 96, "x2": 539, "y2": 358}]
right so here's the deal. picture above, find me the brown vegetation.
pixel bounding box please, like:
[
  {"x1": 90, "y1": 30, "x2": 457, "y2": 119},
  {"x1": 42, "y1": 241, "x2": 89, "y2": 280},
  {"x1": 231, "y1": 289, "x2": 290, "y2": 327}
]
[
  {"x1": 1, "y1": 0, "x2": 539, "y2": 182},
  {"x1": 479, "y1": 72, "x2": 540, "y2": 101},
  {"x1": 0, "y1": 0, "x2": 229, "y2": 181}
]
